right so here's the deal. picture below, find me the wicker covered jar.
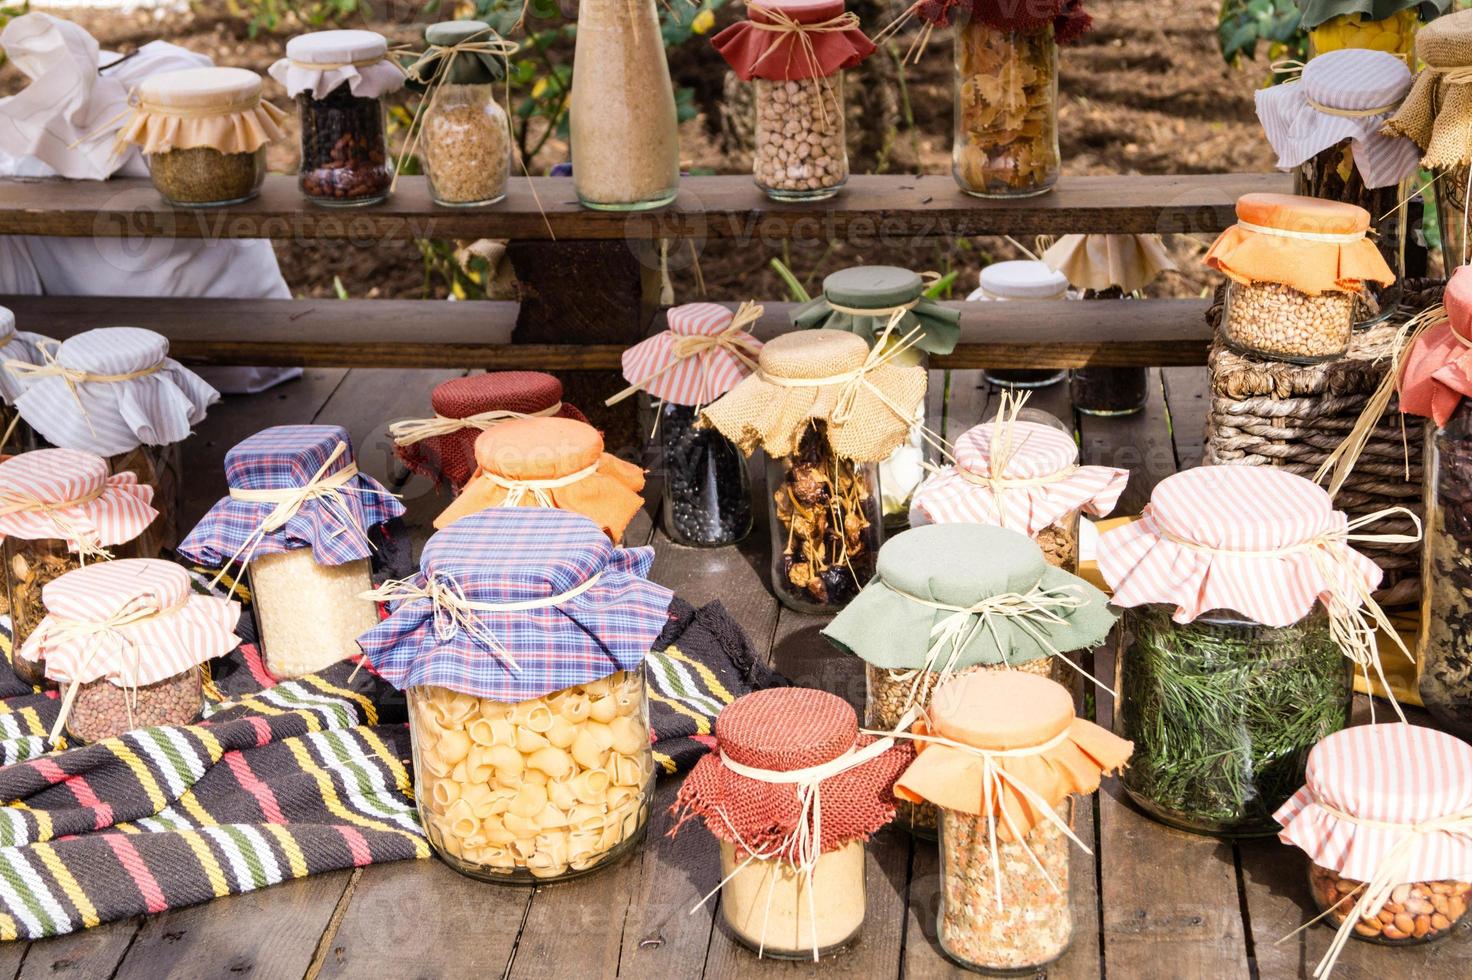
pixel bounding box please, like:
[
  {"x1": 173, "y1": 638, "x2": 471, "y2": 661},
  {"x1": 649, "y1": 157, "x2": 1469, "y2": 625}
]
[
  {"x1": 671, "y1": 687, "x2": 912, "y2": 960},
  {"x1": 179, "y1": 425, "x2": 404, "y2": 681},
  {"x1": 823, "y1": 523, "x2": 1115, "y2": 836},
  {"x1": 359, "y1": 507, "x2": 674, "y2": 883}
]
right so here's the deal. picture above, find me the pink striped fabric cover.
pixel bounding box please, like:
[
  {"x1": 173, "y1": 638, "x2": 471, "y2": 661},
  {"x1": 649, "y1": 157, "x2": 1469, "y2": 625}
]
[
  {"x1": 0, "y1": 448, "x2": 157, "y2": 547},
  {"x1": 619, "y1": 303, "x2": 762, "y2": 407}
]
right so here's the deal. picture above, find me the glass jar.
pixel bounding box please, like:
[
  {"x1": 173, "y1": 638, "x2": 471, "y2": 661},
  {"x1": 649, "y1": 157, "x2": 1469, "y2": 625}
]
[
  {"x1": 767, "y1": 422, "x2": 883, "y2": 613},
  {"x1": 248, "y1": 552, "x2": 380, "y2": 679},
  {"x1": 298, "y1": 85, "x2": 392, "y2": 206},
  {"x1": 110, "y1": 443, "x2": 182, "y2": 560},
  {"x1": 408, "y1": 669, "x2": 655, "y2": 883},
  {"x1": 754, "y1": 76, "x2": 847, "y2": 202},
  {"x1": 1436, "y1": 162, "x2": 1471, "y2": 272},
  {"x1": 1294, "y1": 141, "x2": 1406, "y2": 328},
  {"x1": 1308, "y1": 10, "x2": 1421, "y2": 59},
  {"x1": 937, "y1": 801, "x2": 1073, "y2": 972},
  {"x1": 1119, "y1": 605, "x2": 1353, "y2": 836},
  {"x1": 657, "y1": 401, "x2": 752, "y2": 548},
  {"x1": 1419, "y1": 400, "x2": 1472, "y2": 738},
  {"x1": 719, "y1": 839, "x2": 865, "y2": 958},
  {"x1": 1308, "y1": 862, "x2": 1470, "y2": 945},
  {"x1": 146, "y1": 147, "x2": 265, "y2": 208},
  {"x1": 65, "y1": 667, "x2": 204, "y2": 744},
  {"x1": 974, "y1": 263, "x2": 1069, "y2": 389},
  {"x1": 423, "y1": 83, "x2": 511, "y2": 208},
  {"x1": 568, "y1": 0, "x2": 680, "y2": 211},
  {"x1": 953, "y1": 21, "x2": 1060, "y2": 199},
  {"x1": 1072, "y1": 288, "x2": 1149, "y2": 415},
  {"x1": 1220, "y1": 279, "x2": 1357, "y2": 364},
  {"x1": 1036, "y1": 508, "x2": 1081, "y2": 574}
]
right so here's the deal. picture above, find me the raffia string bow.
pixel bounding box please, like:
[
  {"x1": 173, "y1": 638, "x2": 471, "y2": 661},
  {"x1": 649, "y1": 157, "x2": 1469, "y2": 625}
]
[
  {"x1": 4, "y1": 340, "x2": 164, "y2": 437},
  {"x1": 0, "y1": 484, "x2": 112, "y2": 563},
  {"x1": 606, "y1": 301, "x2": 765, "y2": 409},
  {"x1": 746, "y1": 5, "x2": 861, "y2": 130},
  {"x1": 42, "y1": 601, "x2": 175, "y2": 746},
  {"x1": 388, "y1": 401, "x2": 564, "y2": 446}
]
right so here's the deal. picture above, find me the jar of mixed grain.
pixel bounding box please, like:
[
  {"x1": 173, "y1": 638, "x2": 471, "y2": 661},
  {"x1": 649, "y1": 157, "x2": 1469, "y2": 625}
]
[
  {"x1": 823, "y1": 523, "x2": 1115, "y2": 836},
  {"x1": 118, "y1": 67, "x2": 284, "y2": 207},
  {"x1": 971, "y1": 259, "x2": 1071, "y2": 389},
  {"x1": 359, "y1": 507, "x2": 673, "y2": 882},
  {"x1": 712, "y1": 1, "x2": 873, "y2": 202},
  {"x1": 179, "y1": 425, "x2": 404, "y2": 680},
  {"x1": 271, "y1": 30, "x2": 404, "y2": 206},
  {"x1": 1206, "y1": 194, "x2": 1394, "y2": 363},
  {"x1": 409, "y1": 21, "x2": 513, "y2": 208},
  {"x1": 20, "y1": 559, "x2": 240, "y2": 744},
  {"x1": 672, "y1": 688, "x2": 912, "y2": 960},
  {"x1": 1277, "y1": 723, "x2": 1472, "y2": 977},
  {"x1": 896, "y1": 672, "x2": 1132, "y2": 973}
]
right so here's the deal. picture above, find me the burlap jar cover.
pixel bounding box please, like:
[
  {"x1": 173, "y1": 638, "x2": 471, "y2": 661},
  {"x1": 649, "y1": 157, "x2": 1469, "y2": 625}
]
[
  {"x1": 1256, "y1": 48, "x2": 1420, "y2": 189},
  {"x1": 393, "y1": 373, "x2": 587, "y2": 490},
  {"x1": 269, "y1": 29, "x2": 407, "y2": 101},
  {"x1": 791, "y1": 266, "x2": 960, "y2": 355},
  {"x1": 614, "y1": 302, "x2": 764, "y2": 408},
  {"x1": 1041, "y1": 235, "x2": 1176, "y2": 294},
  {"x1": 1383, "y1": 7, "x2": 1472, "y2": 168},
  {"x1": 433, "y1": 417, "x2": 645, "y2": 541},
  {"x1": 713, "y1": 0, "x2": 874, "y2": 81},
  {"x1": 700, "y1": 328, "x2": 927, "y2": 462},
  {"x1": 3, "y1": 327, "x2": 218, "y2": 458},
  {"x1": 116, "y1": 67, "x2": 286, "y2": 156},
  {"x1": 0, "y1": 306, "x2": 49, "y2": 408},
  {"x1": 0, "y1": 448, "x2": 157, "y2": 558},
  {"x1": 1275, "y1": 722, "x2": 1472, "y2": 978},
  {"x1": 1205, "y1": 193, "x2": 1396, "y2": 296}
]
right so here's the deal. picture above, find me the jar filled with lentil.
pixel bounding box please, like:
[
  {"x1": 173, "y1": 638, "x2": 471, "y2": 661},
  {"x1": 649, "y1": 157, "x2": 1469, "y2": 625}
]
[
  {"x1": 1207, "y1": 193, "x2": 1395, "y2": 364},
  {"x1": 179, "y1": 425, "x2": 404, "y2": 681},
  {"x1": 118, "y1": 67, "x2": 283, "y2": 207},
  {"x1": 20, "y1": 559, "x2": 240, "y2": 745},
  {"x1": 1098, "y1": 466, "x2": 1405, "y2": 837},
  {"x1": 1276, "y1": 723, "x2": 1472, "y2": 977},
  {"x1": 792, "y1": 266, "x2": 961, "y2": 527},
  {"x1": 613, "y1": 302, "x2": 761, "y2": 547},
  {"x1": 0, "y1": 449, "x2": 157, "y2": 687},
  {"x1": 672, "y1": 688, "x2": 912, "y2": 960},
  {"x1": 713, "y1": 0, "x2": 873, "y2": 201},
  {"x1": 271, "y1": 30, "x2": 404, "y2": 206},
  {"x1": 895, "y1": 672, "x2": 1132, "y2": 973},
  {"x1": 971, "y1": 259, "x2": 1071, "y2": 389},
  {"x1": 702, "y1": 330, "x2": 927, "y2": 613},
  {"x1": 823, "y1": 523, "x2": 1115, "y2": 837},
  {"x1": 360, "y1": 507, "x2": 673, "y2": 882}
]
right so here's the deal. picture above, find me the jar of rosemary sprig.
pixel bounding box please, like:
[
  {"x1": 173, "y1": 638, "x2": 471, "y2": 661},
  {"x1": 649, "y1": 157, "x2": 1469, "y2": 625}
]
[{"x1": 1099, "y1": 465, "x2": 1412, "y2": 837}]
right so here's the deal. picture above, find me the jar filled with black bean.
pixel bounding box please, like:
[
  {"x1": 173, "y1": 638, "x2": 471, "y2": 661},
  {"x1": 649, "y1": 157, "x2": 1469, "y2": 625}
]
[{"x1": 658, "y1": 401, "x2": 752, "y2": 547}]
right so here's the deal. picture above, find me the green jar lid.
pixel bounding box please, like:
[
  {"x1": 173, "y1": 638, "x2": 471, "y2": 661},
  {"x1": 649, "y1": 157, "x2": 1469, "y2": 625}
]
[
  {"x1": 418, "y1": 20, "x2": 506, "y2": 84},
  {"x1": 821, "y1": 265, "x2": 924, "y2": 310}
]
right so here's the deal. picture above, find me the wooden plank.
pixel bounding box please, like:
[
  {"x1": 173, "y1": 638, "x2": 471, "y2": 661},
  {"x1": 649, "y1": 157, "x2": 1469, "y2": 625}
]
[
  {"x1": 0, "y1": 173, "x2": 1289, "y2": 243},
  {"x1": 14, "y1": 920, "x2": 140, "y2": 980},
  {"x1": 3, "y1": 295, "x2": 1214, "y2": 372},
  {"x1": 1162, "y1": 367, "x2": 1210, "y2": 471},
  {"x1": 1077, "y1": 369, "x2": 1177, "y2": 518}
]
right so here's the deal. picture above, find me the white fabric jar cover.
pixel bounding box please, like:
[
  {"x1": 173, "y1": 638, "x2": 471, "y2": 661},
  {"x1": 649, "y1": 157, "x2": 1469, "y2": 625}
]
[
  {"x1": 0, "y1": 305, "x2": 49, "y2": 405},
  {"x1": 5, "y1": 326, "x2": 219, "y2": 457},
  {"x1": 269, "y1": 30, "x2": 406, "y2": 101},
  {"x1": 1255, "y1": 48, "x2": 1420, "y2": 189}
]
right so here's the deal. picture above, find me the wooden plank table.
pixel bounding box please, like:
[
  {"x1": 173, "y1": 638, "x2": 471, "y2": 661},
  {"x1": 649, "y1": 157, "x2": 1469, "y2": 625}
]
[{"x1": 6, "y1": 364, "x2": 1467, "y2": 980}]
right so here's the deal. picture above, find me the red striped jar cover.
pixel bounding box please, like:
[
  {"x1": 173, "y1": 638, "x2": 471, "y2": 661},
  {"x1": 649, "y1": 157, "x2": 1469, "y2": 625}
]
[
  {"x1": 619, "y1": 303, "x2": 763, "y2": 407},
  {"x1": 0, "y1": 448, "x2": 157, "y2": 548},
  {"x1": 910, "y1": 420, "x2": 1127, "y2": 535},
  {"x1": 17, "y1": 559, "x2": 240, "y2": 686}
]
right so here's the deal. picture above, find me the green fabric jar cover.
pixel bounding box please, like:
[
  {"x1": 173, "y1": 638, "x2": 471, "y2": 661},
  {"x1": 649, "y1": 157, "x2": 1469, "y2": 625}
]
[
  {"x1": 407, "y1": 21, "x2": 508, "y2": 87},
  {"x1": 791, "y1": 266, "x2": 961, "y2": 356},
  {"x1": 1297, "y1": 0, "x2": 1448, "y2": 30},
  {"x1": 823, "y1": 523, "x2": 1115, "y2": 671}
]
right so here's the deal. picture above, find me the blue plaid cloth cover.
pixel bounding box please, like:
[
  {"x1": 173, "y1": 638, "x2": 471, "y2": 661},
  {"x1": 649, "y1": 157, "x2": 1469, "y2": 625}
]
[
  {"x1": 358, "y1": 507, "x2": 674, "y2": 702},
  {"x1": 178, "y1": 424, "x2": 405, "y2": 567}
]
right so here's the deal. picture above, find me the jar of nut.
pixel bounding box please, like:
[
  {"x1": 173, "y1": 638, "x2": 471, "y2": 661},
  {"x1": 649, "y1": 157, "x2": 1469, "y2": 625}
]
[
  {"x1": 1277, "y1": 723, "x2": 1472, "y2": 977},
  {"x1": 712, "y1": 0, "x2": 874, "y2": 202},
  {"x1": 21, "y1": 559, "x2": 240, "y2": 745},
  {"x1": 408, "y1": 21, "x2": 514, "y2": 208},
  {"x1": 358, "y1": 506, "x2": 674, "y2": 883},
  {"x1": 822, "y1": 523, "x2": 1115, "y2": 837},
  {"x1": 1206, "y1": 193, "x2": 1395, "y2": 364},
  {"x1": 271, "y1": 30, "x2": 404, "y2": 206}
]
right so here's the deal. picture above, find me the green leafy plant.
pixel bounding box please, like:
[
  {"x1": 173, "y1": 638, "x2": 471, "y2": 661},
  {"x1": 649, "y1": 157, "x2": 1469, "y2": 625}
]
[
  {"x1": 1217, "y1": 0, "x2": 1307, "y2": 67},
  {"x1": 218, "y1": 0, "x2": 362, "y2": 38}
]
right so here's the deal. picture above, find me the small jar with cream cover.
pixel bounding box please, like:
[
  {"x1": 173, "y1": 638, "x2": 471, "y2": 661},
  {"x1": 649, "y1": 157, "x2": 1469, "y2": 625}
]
[
  {"x1": 179, "y1": 425, "x2": 404, "y2": 681},
  {"x1": 359, "y1": 507, "x2": 673, "y2": 882},
  {"x1": 671, "y1": 687, "x2": 913, "y2": 960},
  {"x1": 971, "y1": 260, "x2": 1071, "y2": 389}
]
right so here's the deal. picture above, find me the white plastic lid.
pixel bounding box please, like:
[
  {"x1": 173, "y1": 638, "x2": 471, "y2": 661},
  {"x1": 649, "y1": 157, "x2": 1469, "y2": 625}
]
[
  {"x1": 979, "y1": 260, "x2": 1069, "y2": 300},
  {"x1": 136, "y1": 67, "x2": 263, "y2": 110}
]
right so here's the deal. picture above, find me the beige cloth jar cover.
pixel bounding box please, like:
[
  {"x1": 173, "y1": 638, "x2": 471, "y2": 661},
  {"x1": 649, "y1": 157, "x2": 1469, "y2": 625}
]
[
  {"x1": 117, "y1": 66, "x2": 286, "y2": 156},
  {"x1": 1383, "y1": 7, "x2": 1472, "y2": 167},
  {"x1": 269, "y1": 29, "x2": 406, "y2": 101},
  {"x1": 700, "y1": 329, "x2": 927, "y2": 462},
  {"x1": 1042, "y1": 235, "x2": 1177, "y2": 294}
]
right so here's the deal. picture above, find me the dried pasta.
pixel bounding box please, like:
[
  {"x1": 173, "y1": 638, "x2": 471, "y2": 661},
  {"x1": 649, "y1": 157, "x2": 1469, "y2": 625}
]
[{"x1": 410, "y1": 670, "x2": 654, "y2": 882}]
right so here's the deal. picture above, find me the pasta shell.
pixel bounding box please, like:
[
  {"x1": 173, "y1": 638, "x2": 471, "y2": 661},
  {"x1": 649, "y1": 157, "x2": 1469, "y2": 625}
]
[
  {"x1": 504, "y1": 811, "x2": 541, "y2": 838},
  {"x1": 445, "y1": 692, "x2": 480, "y2": 725},
  {"x1": 460, "y1": 781, "x2": 495, "y2": 814},
  {"x1": 482, "y1": 819, "x2": 517, "y2": 846},
  {"x1": 570, "y1": 730, "x2": 607, "y2": 771},
  {"x1": 567, "y1": 804, "x2": 605, "y2": 832},
  {"x1": 584, "y1": 722, "x2": 615, "y2": 752},
  {"x1": 430, "y1": 778, "x2": 460, "y2": 810},
  {"x1": 546, "y1": 716, "x2": 577, "y2": 749},
  {"x1": 465, "y1": 745, "x2": 496, "y2": 784},
  {"x1": 547, "y1": 778, "x2": 577, "y2": 811},
  {"x1": 467, "y1": 718, "x2": 497, "y2": 747},
  {"x1": 609, "y1": 716, "x2": 647, "y2": 757},
  {"x1": 560, "y1": 694, "x2": 591, "y2": 723},
  {"x1": 436, "y1": 729, "x2": 471, "y2": 766},
  {"x1": 572, "y1": 769, "x2": 611, "y2": 806},
  {"x1": 583, "y1": 675, "x2": 616, "y2": 699},
  {"x1": 486, "y1": 745, "x2": 525, "y2": 778},
  {"x1": 535, "y1": 803, "x2": 570, "y2": 830},
  {"x1": 516, "y1": 727, "x2": 551, "y2": 754},
  {"x1": 611, "y1": 753, "x2": 644, "y2": 788},
  {"x1": 528, "y1": 746, "x2": 574, "y2": 780},
  {"x1": 523, "y1": 769, "x2": 549, "y2": 786},
  {"x1": 589, "y1": 696, "x2": 618, "y2": 725},
  {"x1": 510, "y1": 783, "x2": 549, "y2": 819},
  {"x1": 419, "y1": 750, "x2": 451, "y2": 778},
  {"x1": 523, "y1": 704, "x2": 555, "y2": 734},
  {"x1": 478, "y1": 698, "x2": 512, "y2": 721},
  {"x1": 446, "y1": 798, "x2": 479, "y2": 839}
]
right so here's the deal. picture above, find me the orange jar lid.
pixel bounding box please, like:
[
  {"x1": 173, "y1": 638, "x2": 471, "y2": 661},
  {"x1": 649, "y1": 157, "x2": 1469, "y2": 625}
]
[
  {"x1": 473, "y1": 417, "x2": 602, "y2": 481},
  {"x1": 1235, "y1": 193, "x2": 1369, "y2": 240},
  {"x1": 930, "y1": 672, "x2": 1075, "y2": 752}
]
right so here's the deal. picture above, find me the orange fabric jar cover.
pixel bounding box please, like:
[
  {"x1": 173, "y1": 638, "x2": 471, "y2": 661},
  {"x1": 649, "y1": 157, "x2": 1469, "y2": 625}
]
[
  {"x1": 1399, "y1": 263, "x2": 1472, "y2": 426},
  {"x1": 433, "y1": 417, "x2": 645, "y2": 542},
  {"x1": 1204, "y1": 193, "x2": 1395, "y2": 296},
  {"x1": 713, "y1": 0, "x2": 874, "y2": 82},
  {"x1": 895, "y1": 672, "x2": 1132, "y2": 841}
]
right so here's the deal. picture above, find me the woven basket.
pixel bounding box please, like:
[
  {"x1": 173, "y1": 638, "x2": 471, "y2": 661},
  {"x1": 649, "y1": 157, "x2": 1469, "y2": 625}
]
[{"x1": 1203, "y1": 279, "x2": 1442, "y2": 606}]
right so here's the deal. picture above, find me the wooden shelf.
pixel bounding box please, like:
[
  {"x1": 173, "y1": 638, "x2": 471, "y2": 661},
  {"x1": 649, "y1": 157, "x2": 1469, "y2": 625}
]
[{"x1": 0, "y1": 172, "x2": 1289, "y2": 242}]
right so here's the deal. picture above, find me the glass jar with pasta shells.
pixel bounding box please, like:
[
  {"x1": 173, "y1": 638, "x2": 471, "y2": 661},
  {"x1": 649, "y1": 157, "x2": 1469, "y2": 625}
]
[
  {"x1": 358, "y1": 507, "x2": 673, "y2": 882},
  {"x1": 1302, "y1": 0, "x2": 1445, "y2": 58},
  {"x1": 1097, "y1": 466, "x2": 1402, "y2": 837},
  {"x1": 971, "y1": 259, "x2": 1071, "y2": 389},
  {"x1": 823, "y1": 523, "x2": 1115, "y2": 837},
  {"x1": 180, "y1": 425, "x2": 405, "y2": 681},
  {"x1": 896, "y1": 672, "x2": 1131, "y2": 973}
]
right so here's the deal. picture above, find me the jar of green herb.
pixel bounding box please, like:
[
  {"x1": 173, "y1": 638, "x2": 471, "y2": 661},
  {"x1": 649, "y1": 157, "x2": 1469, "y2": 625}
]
[{"x1": 1098, "y1": 465, "x2": 1411, "y2": 837}]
